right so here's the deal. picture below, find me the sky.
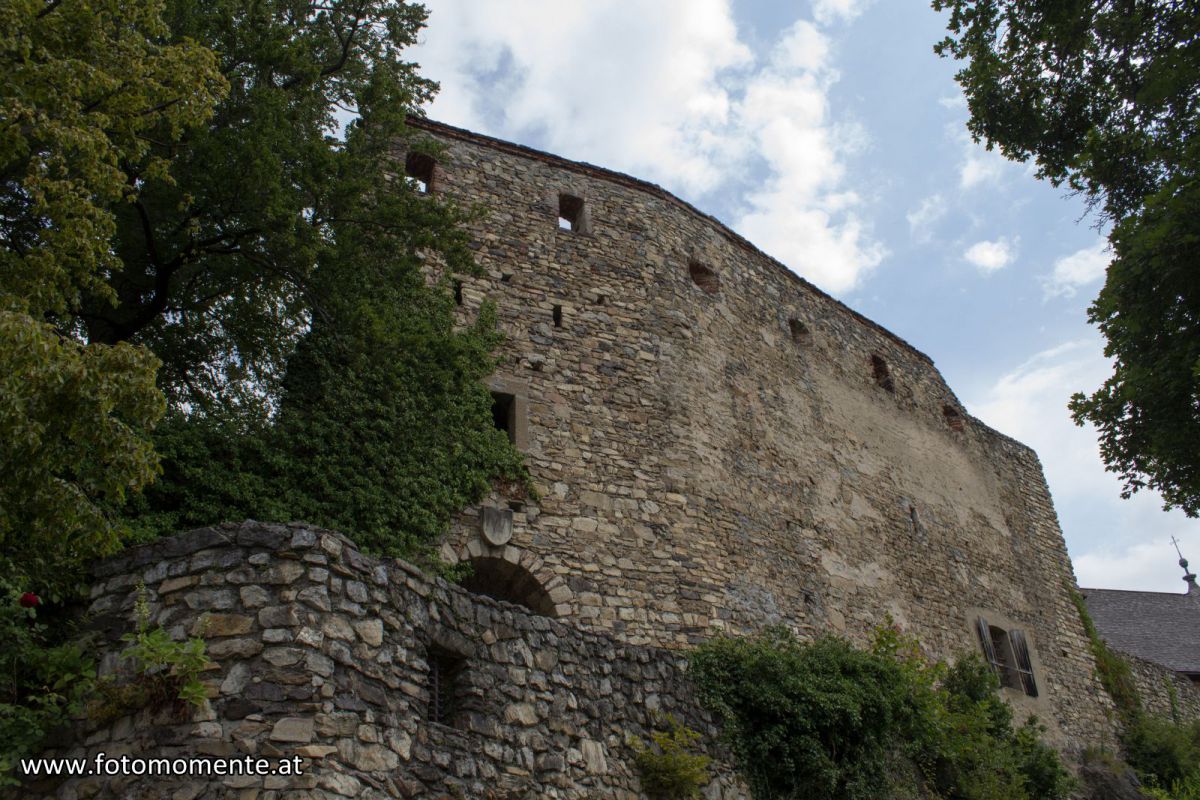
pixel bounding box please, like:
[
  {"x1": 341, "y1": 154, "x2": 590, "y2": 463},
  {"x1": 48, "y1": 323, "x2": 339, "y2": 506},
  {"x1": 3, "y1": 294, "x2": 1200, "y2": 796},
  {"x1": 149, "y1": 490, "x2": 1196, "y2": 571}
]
[{"x1": 409, "y1": 0, "x2": 1198, "y2": 593}]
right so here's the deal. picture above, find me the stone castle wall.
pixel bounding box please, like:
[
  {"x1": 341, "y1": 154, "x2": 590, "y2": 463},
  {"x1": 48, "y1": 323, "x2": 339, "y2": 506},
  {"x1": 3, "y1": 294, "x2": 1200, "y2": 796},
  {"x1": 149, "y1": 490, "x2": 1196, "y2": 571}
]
[
  {"x1": 32, "y1": 522, "x2": 746, "y2": 800},
  {"x1": 1124, "y1": 653, "x2": 1200, "y2": 723},
  {"x1": 409, "y1": 118, "x2": 1116, "y2": 747}
]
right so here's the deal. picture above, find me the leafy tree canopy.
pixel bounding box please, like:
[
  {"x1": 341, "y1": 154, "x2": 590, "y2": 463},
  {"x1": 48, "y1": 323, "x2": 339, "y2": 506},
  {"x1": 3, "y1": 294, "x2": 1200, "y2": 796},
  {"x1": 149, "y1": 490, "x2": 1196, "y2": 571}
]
[
  {"x1": 934, "y1": 0, "x2": 1200, "y2": 515},
  {"x1": 1, "y1": 0, "x2": 224, "y2": 596},
  {"x1": 108, "y1": 0, "x2": 529, "y2": 562},
  {"x1": 80, "y1": 0, "x2": 439, "y2": 415}
]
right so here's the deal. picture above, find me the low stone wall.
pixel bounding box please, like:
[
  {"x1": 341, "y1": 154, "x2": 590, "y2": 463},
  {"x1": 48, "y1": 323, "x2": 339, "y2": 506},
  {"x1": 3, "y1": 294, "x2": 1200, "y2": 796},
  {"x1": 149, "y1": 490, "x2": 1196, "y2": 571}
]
[
  {"x1": 30, "y1": 522, "x2": 746, "y2": 799},
  {"x1": 1124, "y1": 651, "x2": 1200, "y2": 723}
]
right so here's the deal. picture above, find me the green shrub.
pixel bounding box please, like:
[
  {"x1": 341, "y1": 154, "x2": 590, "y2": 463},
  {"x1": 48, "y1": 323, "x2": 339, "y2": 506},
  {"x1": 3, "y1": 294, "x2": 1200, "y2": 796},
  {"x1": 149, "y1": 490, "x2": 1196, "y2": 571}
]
[
  {"x1": 690, "y1": 626, "x2": 1074, "y2": 800},
  {"x1": 89, "y1": 585, "x2": 210, "y2": 722},
  {"x1": 1123, "y1": 714, "x2": 1200, "y2": 789},
  {"x1": 0, "y1": 581, "x2": 95, "y2": 786},
  {"x1": 629, "y1": 714, "x2": 712, "y2": 799},
  {"x1": 1144, "y1": 768, "x2": 1200, "y2": 800}
]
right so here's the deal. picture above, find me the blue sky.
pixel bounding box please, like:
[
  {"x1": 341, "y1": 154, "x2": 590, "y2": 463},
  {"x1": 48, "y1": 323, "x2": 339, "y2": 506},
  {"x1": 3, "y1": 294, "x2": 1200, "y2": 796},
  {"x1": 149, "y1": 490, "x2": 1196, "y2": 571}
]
[{"x1": 411, "y1": 0, "x2": 1198, "y2": 593}]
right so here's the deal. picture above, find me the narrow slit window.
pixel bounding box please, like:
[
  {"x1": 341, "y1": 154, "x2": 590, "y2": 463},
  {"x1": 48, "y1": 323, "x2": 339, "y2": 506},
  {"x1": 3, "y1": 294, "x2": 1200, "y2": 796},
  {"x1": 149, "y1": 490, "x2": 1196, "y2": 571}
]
[
  {"x1": 688, "y1": 261, "x2": 720, "y2": 295},
  {"x1": 491, "y1": 391, "x2": 516, "y2": 443},
  {"x1": 453, "y1": 280, "x2": 463, "y2": 306},
  {"x1": 871, "y1": 354, "x2": 895, "y2": 393},
  {"x1": 559, "y1": 193, "x2": 585, "y2": 231},
  {"x1": 552, "y1": 305, "x2": 563, "y2": 328},
  {"x1": 405, "y1": 152, "x2": 435, "y2": 194},
  {"x1": 428, "y1": 647, "x2": 466, "y2": 727},
  {"x1": 789, "y1": 318, "x2": 810, "y2": 346}
]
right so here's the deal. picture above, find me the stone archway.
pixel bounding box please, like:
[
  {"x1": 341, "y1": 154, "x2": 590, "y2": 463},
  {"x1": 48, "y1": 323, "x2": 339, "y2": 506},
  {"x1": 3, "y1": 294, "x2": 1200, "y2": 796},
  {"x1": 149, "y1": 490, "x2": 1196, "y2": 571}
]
[
  {"x1": 448, "y1": 541, "x2": 573, "y2": 618},
  {"x1": 460, "y1": 557, "x2": 557, "y2": 616}
]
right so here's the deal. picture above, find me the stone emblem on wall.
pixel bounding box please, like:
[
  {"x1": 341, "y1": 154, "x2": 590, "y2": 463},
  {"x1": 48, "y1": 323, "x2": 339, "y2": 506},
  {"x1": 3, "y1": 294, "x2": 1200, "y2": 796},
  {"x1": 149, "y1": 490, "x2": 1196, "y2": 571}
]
[{"x1": 481, "y1": 506, "x2": 513, "y2": 547}]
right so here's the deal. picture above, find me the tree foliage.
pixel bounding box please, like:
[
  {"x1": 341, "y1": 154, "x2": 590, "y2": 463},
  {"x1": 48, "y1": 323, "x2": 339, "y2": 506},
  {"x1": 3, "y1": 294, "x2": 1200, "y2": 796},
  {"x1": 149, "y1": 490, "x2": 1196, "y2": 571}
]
[
  {"x1": 80, "y1": 0, "x2": 439, "y2": 414},
  {"x1": 102, "y1": 0, "x2": 529, "y2": 559},
  {"x1": 1, "y1": 0, "x2": 225, "y2": 596},
  {"x1": 126, "y1": 185, "x2": 528, "y2": 561},
  {"x1": 933, "y1": 0, "x2": 1200, "y2": 515}
]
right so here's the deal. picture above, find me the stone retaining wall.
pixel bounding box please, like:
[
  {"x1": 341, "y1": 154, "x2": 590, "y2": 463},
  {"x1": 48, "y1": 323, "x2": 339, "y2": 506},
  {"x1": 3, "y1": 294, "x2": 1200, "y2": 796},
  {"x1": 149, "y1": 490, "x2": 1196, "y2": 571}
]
[
  {"x1": 1124, "y1": 652, "x2": 1200, "y2": 723},
  {"x1": 30, "y1": 522, "x2": 745, "y2": 800}
]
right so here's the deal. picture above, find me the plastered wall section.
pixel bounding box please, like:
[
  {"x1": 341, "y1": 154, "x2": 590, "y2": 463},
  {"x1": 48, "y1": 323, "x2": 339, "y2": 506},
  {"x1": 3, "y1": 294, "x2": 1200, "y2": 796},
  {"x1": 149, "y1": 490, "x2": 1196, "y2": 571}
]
[
  {"x1": 414, "y1": 119, "x2": 1117, "y2": 748},
  {"x1": 28, "y1": 523, "x2": 746, "y2": 800}
]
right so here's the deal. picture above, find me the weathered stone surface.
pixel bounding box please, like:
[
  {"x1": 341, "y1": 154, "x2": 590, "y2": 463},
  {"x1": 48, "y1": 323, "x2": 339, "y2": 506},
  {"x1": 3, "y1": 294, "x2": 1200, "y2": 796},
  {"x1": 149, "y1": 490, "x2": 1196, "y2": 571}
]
[
  {"x1": 269, "y1": 717, "x2": 314, "y2": 743},
  {"x1": 37, "y1": 119, "x2": 1200, "y2": 799}
]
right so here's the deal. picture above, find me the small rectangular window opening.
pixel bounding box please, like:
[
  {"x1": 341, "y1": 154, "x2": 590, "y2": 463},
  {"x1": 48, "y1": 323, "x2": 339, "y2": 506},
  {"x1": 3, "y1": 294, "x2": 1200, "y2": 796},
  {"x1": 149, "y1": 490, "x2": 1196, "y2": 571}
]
[
  {"x1": 428, "y1": 646, "x2": 466, "y2": 727},
  {"x1": 552, "y1": 305, "x2": 563, "y2": 328},
  {"x1": 491, "y1": 391, "x2": 516, "y2": 443},
  {"x1": 405, "y1": 152, "x2": 435, "y2": 194},
  {"x1": 453, "y1": 280, "x2": 463, "y2": 306},
  {"x1": 559, "y1": 193, "x2": 584, "y2": 231},
  {"x1": 871, "y1": 354, "x2": 895, "y2": 393}
]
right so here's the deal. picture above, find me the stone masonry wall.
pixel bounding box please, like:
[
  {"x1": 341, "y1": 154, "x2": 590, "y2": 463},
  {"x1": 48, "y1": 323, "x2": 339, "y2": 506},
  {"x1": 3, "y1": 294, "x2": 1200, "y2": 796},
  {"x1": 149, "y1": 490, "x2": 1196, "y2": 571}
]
[
  {"x1": 31, "y1": 523, "x2": 746, "y2": 800},
  {"x1": 409, "y1": 118, "x2": 1117, "y2": 749},
  {"x1": 1124, "y1": 652, "x2": 1200, "y2": 723}
]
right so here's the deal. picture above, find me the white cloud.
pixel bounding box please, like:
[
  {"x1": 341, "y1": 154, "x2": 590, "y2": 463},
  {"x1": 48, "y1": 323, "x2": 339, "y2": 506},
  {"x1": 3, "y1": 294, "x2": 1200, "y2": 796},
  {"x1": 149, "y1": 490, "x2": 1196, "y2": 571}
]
[
  {"x1": 732, "y1": 21, "x2": 885, "y2": 292},
  {"x1": 1076, "y1": 535, "x2": 1200, "y2": 593},
  {"x1": 963, "y1": 237, "x2": 1015, "y2": 273},
  {"x1": 966, "y1": 338, "x2": 1197, "y2": 592},
  {"x1": 906, "y1": 193, "x2": 946, "y2": 243},
  {"x1": 416, "y1": 2, "x2": 885, "y2": 295},
  {"x1": 960, "y1": 148, "x2": 1007, "y2": 189},
  {"x1": 1042, "y1": 238, "x2": 1110, "y2": 299},
  {"x1": 417, "y1": 0, "x2": 753, "y2": 194},
  {"x1": 812, "y1": 0, "x2": 874, "y2": 25}
]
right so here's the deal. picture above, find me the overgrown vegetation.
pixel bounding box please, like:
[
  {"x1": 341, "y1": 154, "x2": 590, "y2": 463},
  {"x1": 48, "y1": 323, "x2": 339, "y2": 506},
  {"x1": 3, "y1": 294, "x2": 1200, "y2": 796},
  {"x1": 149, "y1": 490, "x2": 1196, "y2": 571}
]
[
  {"x1": 87, "y1": 586, "x2": 209, "y2": 726},
  {"x1": 690, "y1": 625, "x2": 1074, "y2": 800},
  {"x1": 1072, "y1": 588, "x2": 1200, "y2": 796},
  {"x1": 629, "y1": 714, "x2": 712, "y2": 799},
  {"x1": 1, "y1": 584, "x2": 209, "y2": 784},
  {"x1": 2, "y1": 0, "x2": 526, "y2": 777},
  {"x1": 0, "y1": 583, "x2": 95, "y2": 787}
]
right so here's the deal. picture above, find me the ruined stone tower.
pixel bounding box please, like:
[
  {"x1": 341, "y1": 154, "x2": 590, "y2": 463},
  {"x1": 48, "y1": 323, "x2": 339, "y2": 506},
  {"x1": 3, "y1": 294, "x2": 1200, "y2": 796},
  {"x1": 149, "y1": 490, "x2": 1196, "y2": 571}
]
[
  {"x1": 35, "y1": 120, "x2": 1125, "y2": 799},
  {"x1": 409, "y1": 118, "x2": 1113, "y2": 743}
]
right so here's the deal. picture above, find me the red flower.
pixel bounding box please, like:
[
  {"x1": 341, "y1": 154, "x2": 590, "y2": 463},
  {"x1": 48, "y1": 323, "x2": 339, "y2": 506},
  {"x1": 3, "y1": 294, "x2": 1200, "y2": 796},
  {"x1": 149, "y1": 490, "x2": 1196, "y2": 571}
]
[{"x1": 18, "y1": 592, "x2": 40, "y2": 609}]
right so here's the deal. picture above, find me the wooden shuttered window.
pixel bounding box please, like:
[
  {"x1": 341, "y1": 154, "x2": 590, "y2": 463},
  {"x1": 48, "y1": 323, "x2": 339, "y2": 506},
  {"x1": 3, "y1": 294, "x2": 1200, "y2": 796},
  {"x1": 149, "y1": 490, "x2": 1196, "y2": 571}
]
[
  {"x1": 976, "y1": 616, "x2": 999, "y2": 671},
  {"x1": 1009, "y1": 628, "x2": 1039, "y2": 698},
  {"x1": 975, "y1": 616, "x2": 1038, "y2": 698}
]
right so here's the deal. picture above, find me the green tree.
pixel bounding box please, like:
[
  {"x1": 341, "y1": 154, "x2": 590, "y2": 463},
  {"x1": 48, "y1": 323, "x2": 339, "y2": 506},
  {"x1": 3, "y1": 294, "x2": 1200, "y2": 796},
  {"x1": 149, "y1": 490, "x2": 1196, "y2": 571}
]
[
  {"x1": 110, "y1": 0, "x2": 529, "y2": 559},
  {"x1": 127, "y1": 163, "x2": 528, "y2": 561},
  {"x1": 1, "y1": 0, "x2": 225, "y2": 595},
  {"x1": 77, "y1": 0, "x2": 439, "y2": 414},
  {"x1": 933, "y1": 0, "x2": 1200, "y2": 515}
]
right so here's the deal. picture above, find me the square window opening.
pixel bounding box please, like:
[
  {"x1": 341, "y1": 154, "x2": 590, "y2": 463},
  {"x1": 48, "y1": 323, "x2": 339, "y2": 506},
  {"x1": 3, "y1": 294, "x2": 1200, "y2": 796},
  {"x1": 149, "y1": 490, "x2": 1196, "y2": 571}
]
[
  {"x1": 405, "y1": 152, "x2": 435, "y2": 194},
  {"x1": 976, "y1": 616, "x2": 1039, "y2": 698}
]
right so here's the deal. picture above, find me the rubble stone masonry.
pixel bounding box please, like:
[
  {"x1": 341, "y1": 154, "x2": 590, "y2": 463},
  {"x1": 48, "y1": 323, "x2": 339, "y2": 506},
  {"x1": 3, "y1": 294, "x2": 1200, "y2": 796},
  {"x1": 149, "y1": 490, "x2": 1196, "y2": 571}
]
[
  {"x1": 410, "y1": 118, "x2": 1118, "y2": 747},
  {"x1": 29, "y1": 120, "x2": 1144, "y2": 799},
  {"x1": 35, "y1": 522, "x2": 747, "y2": 799}
]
